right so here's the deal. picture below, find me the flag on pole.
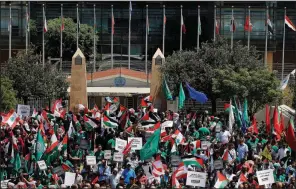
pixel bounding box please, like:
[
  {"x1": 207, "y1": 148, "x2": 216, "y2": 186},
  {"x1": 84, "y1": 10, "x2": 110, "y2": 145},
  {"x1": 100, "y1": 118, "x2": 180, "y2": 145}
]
[
  {"x1": 129, "y1": 1, "x2": 132, "y2": 20},
  {"x1": 244, "y1": 16, "x2": 252, "y2": 31},
  {"x1": 285, "y1": 16, "x2": 296, "y2": 31},
  {"x1": 181, "y1": 14, "x2": 186, "y2": 34},
  {"x1": 26, "y1": 12, "x2": 30, "y2": 32},
  {"x1": 112, "y1": 12, "x2": 115, "y2": 35},
  {"x1": 228, "y1": 99, "x2": 234, "y2": 133},
  {"x1": 8, "y1": 16, "x2": 11, "y2": 32},
  {"x1": 178, "y1": 83, "x2": 185, "y2": 109},
  {"x1": 214, "y1": 171, "x2": 229, "y2": 188},
  {"x1": 215, "y1": 19, "x2": 219, "y2": 35},
  {"x1": 147, "y1": 14, "x2": 150, "y2": 35},
  {"x1": 267, "y1": 15, "x2": 273, "y2": 34},
  {"x1": 44, "y1": 14, "x2": 48, "y2": 33},
  {"x1": 279, "y1": 73, "x2": 290, "y2": 90},
  {"x1": 185, "y1": 82, "x2": 208, "y2": 104},
  {"x1": 2, "y1": 110, "x2": 19, "y2": 129},
  {"x1": 230, "y1": 16, "x2": 236, "y2": 32},
  {"x1": 140, "y1": 128, "x2": 160, "y2": 160},
  {"x1": 36, "y1": 125, "x2": 46, "y2": 161},
  {"x1": 266, "y1": 104, "x2": 271, "y2": 134},
  {"x1": 198, "y1": 15, "x2": 201, "y2": 35},
  {"x1": 61, "y1": 17, "x2": 64, "y2": 31},
  {"x1": 162, "y1": 77, "x2": 173, "y2": 100},
  {"x1": 286, "y1": 118, "x2": 296, "y2": 152},
  {"x1": 164, "y1": 14, "x2": 167, "y2": 25}
]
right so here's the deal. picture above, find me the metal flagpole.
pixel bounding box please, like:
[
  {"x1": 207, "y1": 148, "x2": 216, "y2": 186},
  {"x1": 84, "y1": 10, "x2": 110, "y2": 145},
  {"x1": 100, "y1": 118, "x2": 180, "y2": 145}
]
[
  {"x1": 145, "y1": 5, "x2": 148, "y2": 75},
  {"x1": 9, "y1": 4, "x2": 11, "y2": 59},
  {"x1": 42, "y1": 4, "x2": 45, "y2": 67},
  {"x1": 76, "y1": 4, "x2": 79, "y2": 49},
  {"x1": 264, "y1": 6, "x2": 268, "y2": 67},
  {"x1": 93, "y1": 4, "x2": 96, "y2": 72},
  {"x1": 128, "y1": 2, "x2": 131, "y2": 69},
  {"x1": 180, "y1": 5, "x2": 183, "y2": 51},
  {"x1": 197, "y1": 5, "x2": 200, "y2": 50},
  {"x1": 60, "y1": 4, "x2": 63, "y2": 71},
  {"x1": 282, "y1": 7, "x2": 286, "y2": 80},
  {"x1": 214, "y1": 5, "x2": 216, "y2": 42},
  {"x1": 26, "y1": 4, "x2": 28, "y2": 54},
  {"x1": 247, "y1": 6, "x2": 250, "y2": 51},
  {"x1": 162, "y1": 5, "x2": 165, "y2": 55},
  {"x1": 111, "y1": 5, "x2": 114, "y2": 69},
  {"x1": 231, "y1": 6, "x2": 234, "y2": 50}
]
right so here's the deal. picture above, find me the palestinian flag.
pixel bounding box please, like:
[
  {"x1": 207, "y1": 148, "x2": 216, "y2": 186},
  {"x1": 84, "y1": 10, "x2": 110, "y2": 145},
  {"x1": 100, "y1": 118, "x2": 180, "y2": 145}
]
[
  {"x1": 125, "y1": 117, "x2": 132, "y2": 128},
  {"x1": 146, "y1": 122, "x2": 161, "y2": 133},
  {"x1": 102, "y1": 115, "x2": 118, "y2": 128},
  {"x1": 125, "y1": 126, "x2": 134, "y2": 136},
  {"x1": 24, "y1": 153, "x2": 31, "y2": 173},
  {"x1": 59, "y1": 134, "x2": 68, "y2": 152},
  {"x1": 182, "y1": 157, "x2": 204, "y2": 168},
  {"x1": 224, "y1": 103, "x2": 234, "y2": 113},
  {"x1": 235, "y1": 173, "x2": 247, "y2": 188},
  {"x1": 73, "y1": 115, "x2": 82, "y2": 131},
  {"x1": 84, "y1": 115, "x2": 98, "y2": 130},
  {"x1": 117, "y1": 105, "x2": 127, "y2": 118},
  {"x1": 222, "y1": 149, "x2": 232, "y2": 162},
  {"x1": 140, "y1": 112, "x2": 157, "y2": 127},
  {"x1": 61, "y1": 162, "x2": 72, "y2": 171},
  {"x1": 214, "y1": 171, "x2": 229, "y2": 188}
]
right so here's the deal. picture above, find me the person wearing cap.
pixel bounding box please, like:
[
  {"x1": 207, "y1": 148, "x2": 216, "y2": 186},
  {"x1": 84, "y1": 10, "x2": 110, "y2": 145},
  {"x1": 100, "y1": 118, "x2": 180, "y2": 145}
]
[
  {"x1": 110, "y1": 168, "x2": 121, "y2": 189},
  {"x1": 122, "y1": 163, "x2": 136, "y2": 184}
]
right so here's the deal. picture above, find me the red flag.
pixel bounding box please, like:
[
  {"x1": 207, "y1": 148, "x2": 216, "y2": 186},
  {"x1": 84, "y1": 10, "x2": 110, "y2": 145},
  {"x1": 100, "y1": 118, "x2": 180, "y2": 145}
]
[
  {"x1": 61, "y1": 17, "x2": 64, "y2": 31},
  {"x1": 91, "y1": 176, "x2": 99, "y2": 185},
  {"x1": 280, "y1": 112, "x2": 284, "y2": 133},
  {"x1": 222, "y1": 150, "x2": 229, "y2": 161},
  {"x1": 112, "y1": 12, "x2": 115, "y2": 35},
  {"x1": 286, "y1": 119, "x2": 296, "y2": 151},
  {"x1": 273, "y1": 106, "x2": 281, "y2": 140},
  {"x1": 164, "y1": 15, "x2": 167, "y2": 25},
  {"x1": 252, "y1": 115, "x2": 258, "y2": 134},
  {"x1": 244, "y1": 16, "x2": 252, "y2": 32},
  {"x1": 215, "y1": 19, "x2": 219, "y2": 34},
  {"x1": 230, "y1": 16, "x2": 235, "y2": 32},
  {"x1": 266, "y1": 105, "x2": 270, "y2": 134},
  {"x1": 123, "y1": 139, "x2": 134, "y2": 155},
  {"x1": 181, "y1": 14, "x2": 186, "y2": 34},
  {"x1": 285, "y1": 15, "x2": 296, "y2": 31}
]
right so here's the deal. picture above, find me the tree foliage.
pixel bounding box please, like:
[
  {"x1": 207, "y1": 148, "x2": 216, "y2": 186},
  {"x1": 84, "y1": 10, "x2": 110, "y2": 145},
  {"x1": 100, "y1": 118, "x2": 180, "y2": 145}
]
[
  {"x1": 160, "y1": 37, "x2": 282, "y2": 113},
  {"x1": 0, "y1": 77, "x2": 17, "y2": 112},
  {"x1": 5, "y1": 47, "x2": 69, "y2": 104},
  {"x1": 44, "y1": 18, "x2": 99, "y2": 60}
]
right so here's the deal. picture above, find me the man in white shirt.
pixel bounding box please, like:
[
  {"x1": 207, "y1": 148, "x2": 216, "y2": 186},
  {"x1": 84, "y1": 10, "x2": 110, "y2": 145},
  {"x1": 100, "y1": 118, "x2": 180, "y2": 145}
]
[
  {"x1": 219, "y1": 126, "x2": 231, "y2": 144},
  {"x1": 278, "y1": 144, "x2": 289, "y2": 161}
]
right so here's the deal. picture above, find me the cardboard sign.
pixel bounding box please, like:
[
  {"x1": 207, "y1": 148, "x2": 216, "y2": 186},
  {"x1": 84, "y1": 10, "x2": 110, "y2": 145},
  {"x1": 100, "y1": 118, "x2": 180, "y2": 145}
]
[
  {"x1": 64, "y1": 172, "x2": 76, "y2": 186},
  {"x1": 162, "y1": 121, "x2": 173, "y2": 128},
  {"x1": 256, "y1": 169, "x2": 275, "y2": 185},
  {"x1": 104, "y1": 150, "x2": 112, "y2": 159},
  {"x1": 86, "y1": 156, "x2": 96, "y2": 165},
  {"x1": 186, "y1": 171, "x2": 207, "y2": 187},
  {"x1": 214, "y1": 160, "x2": 223, "y2": 170},
  {"x1": 1, "y1": 180, "x2": 9, "y2": 188},
  {"x1": 37, "y1": 160, "x2": 47, "y2": 170},
  {"x1": 113, "y1": 152, "x2": 123, "y2": 162},
  {"x1": 53, "y1": 166, "x2": 65, "y2": 176},
  {"x1": 115, "y1": 138, "x2": 127, "y2": 152},
  {"x1": 17, "y1": 104, "x2": 30, "y2": 117},
  {"x1": 201, "y1": 141, "x2": 209, "y2": 150},
  {"x1": 79, "y1": 139, "x2": 89, "y2": 150},
  {"x1": 171, "y1": 155, "x2": 181, "y2": 166},
  {"x1": 128, "y1": 137, "x2": 143, "y2": 150}
]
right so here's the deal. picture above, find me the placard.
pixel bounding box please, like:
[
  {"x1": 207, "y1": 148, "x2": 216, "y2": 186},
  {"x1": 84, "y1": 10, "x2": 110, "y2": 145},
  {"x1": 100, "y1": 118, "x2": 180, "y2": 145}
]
[
  {"x1": 64, "y1": 172, "x2": 76, "y2": 186},
  {"x1": 162, "y1": 121, "x2": 173, "y2": 128},
  {"x1": 110, "y1": 104, "x2": 118, "y2": 113},
  {"x1": 214, "y1": 160, "x2": 223, "y2": 170},
  {"x1": 104, "y1": 150, "x2": 112, "y2": 159},
  {"x1": 79, "y1": 139, "x2": 89, "y2": 150},
  {"x1": 201, "y1": 141, "x2": 209, "y2": 150},
  {"x1": 186, "y1": 171, "x2": 207, "y2": 187},
  {"x1": 86, "y1": 156, "x2": 96, "y2": 165},
  {"x1": 115, "y1": 138, "x2": 127, "y2": 152},
  {"x1": 1, "y1": 180, "x2": 9, "y2": 188},
  {"x1": 128, "y1": 137, "x2": 143, "y2": 150},
  {"x1": 113, "y1": 152, "x2": 123, "y2": 162},
  {"x1": 171, "y1": 155, "x2": 181, "y2": 166},
  {"x1": 53, "y1": 166, "x2": 65, "y2": 176},
  {"x1": 256, "y1": 169, "x2": 275, "y2": 185},
  {"x1": 37, "y1": 160, "x2": 47, "y2": 170},
  {"x1": 17, "y1": 104, "x2": 30, "y2": 117}
]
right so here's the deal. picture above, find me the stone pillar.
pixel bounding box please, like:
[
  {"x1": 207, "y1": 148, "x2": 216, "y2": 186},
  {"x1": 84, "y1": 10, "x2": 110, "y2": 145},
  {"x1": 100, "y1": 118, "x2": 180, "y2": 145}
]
[
  {"x1": 150, "y1": 48, "x2": 167, "y2": 112},
  {"x1": 70, "y1": 48, "x2": 88, "y2": 113}
]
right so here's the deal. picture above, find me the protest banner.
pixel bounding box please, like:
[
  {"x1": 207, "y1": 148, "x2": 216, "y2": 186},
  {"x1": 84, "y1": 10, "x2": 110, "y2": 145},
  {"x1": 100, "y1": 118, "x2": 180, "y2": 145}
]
[
  {"x1": 104, "y1": 150, "x2": 112, "y2": 159},
  {"x1": 53, "y1": 166, "x2": 65, "y2": 176},
  {"x1": 256, "y1": 169, "x2": 275, "y2": 185},
  {"x1": 115, "y1": 138, "x2": 127, "y2": 152},
  {"x1": 86, "y1": 156, "x2": 96, "y2": 165},
  {"x1": 37, "y1": 160, "x2": 47, "y2": 170},
  {"x1": 1, "y1": 180, "x2": 9, "y2": 188},
  {"x1": 214, "y1": 160, "x2": 223, "y2": 170},
  {"x1": 17, "y1": 104, "x2": 30, "y2": 117},
  {"x1": 161, "y1": 121, "x2": 173, "y2": 128},
  {"x1": 186, "y1": 171, "x2": 207, "y2": 187},
  {"x1": 171, "y1": 155, "x2": 181, "y2": 166},
  {"x1": 128, "y1": 137, "x2": 143, "y2": 150},
  {"x1": 64, "y1": 172, "x2": 76, "y2": 186},
  {"x1": 201, "y1": 141, "x2": 209, "y2": 150},
  {"x1": 113, "y1": 152, "x2": 123, "y2": 162}
]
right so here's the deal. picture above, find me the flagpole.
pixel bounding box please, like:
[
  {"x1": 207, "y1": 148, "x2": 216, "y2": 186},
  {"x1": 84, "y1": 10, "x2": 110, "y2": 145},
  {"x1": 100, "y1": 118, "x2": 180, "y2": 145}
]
[
  {"x1": 145, "y1": 5, "x2": 148, "y2": 75},
  {"x1": 197, "y1": 5, "x2": 200, "y2": 50},
  {"x1": 9, "y1": 3, "x2": 11, "y2": 59},
  {"x1": 60, "y1": 4, "x2": 63, "y2": 71},
  {"x1": 231, "y1": 6, "x2": 234, "y2": 50},
  {"x1": 264, "y1": 6, "x2": 268, "y2": 67},
  {"x1": 93, "y1": 4, "x2": 96, "y2": 72},
  {"x1": 282, "y1": 7, "x2": 286, "y2": 81},
  {"x1": 214, "y1": 5, "x2": 216, "y2": 42},
  {"x1": 162, "y1": 5, "x2": 165, "y2": 55},
  {"x1": 247, "y1": 6, "x2": 250, "y2": 51},
  {"x1": 111, "y1": 5, "x2": 114, "y2": 69},
  {"x1": 180, "y1": 5, "x2": 183, "y2": 51},
  {"x1": 76, "y1": 4, "x2": 79, "y2": 49},
  {"x1": 42, "y1": 4, "x2": 45, "y2": 67},
  {"x1": 128, "y1": 2, "x2": 131, "y2": 69},
  {"x1": 26, "y1": 4, "x2": 28, "y2": 55}
]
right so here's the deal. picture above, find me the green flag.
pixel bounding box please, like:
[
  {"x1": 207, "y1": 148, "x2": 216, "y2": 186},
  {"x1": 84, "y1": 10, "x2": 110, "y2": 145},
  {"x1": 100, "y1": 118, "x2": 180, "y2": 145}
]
[
  {"x1": 233, "y1": 97, "x2": 243, "y2": 128},
  {"x1": 162, "y1": 77, "x2": 173, "y2": 100},
  {"x1": 178, "y1": 83, "x2": 185, "y2": 109},
  {"x1": 35, "y1": 130, "x2": 45, "y2": 161},
  {"x1": 13, "y1": 151, "x2": 21, "y2": 172},
  {"x1": 243, "y1": 98, "x2": 250, "y2": 126},
  {"x1": 140, "y1": 128, "x2": 160, "y2": 160}
]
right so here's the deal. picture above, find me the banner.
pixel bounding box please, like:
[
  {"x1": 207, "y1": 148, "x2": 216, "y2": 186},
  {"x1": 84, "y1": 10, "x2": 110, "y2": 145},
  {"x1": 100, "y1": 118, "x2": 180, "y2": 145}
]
[
  {"x1": 113, "y1": 152, "x2": 123, "y2": 162},
  {"x1": 214, "y1": 160, "x2": 223, "y2": 170},
  {"x1": 162, "y1": 121, "x2": 173, "y2": 128},
  {"x1": 86, "y1": 156, "x2": 96, "y2": 165},
  {"x1": 64, "y1": 172, "x2": 76, "y2": 186},
  {"x1": 115, "y1": 138, "x2": 127, "y2": 152},
  {"x1": 37, "y1": 160, "x2": 47, "y2": 170},
  {"x1": 104, "y1": 150, "x2": 112, "y2": 159},
  {"x1": 128, "y1": 137, "x2": 143, "y2": 150},
  {"x1": 17, "y1": 104, "x2": 30, "y2": 117},
  {"x1": 256, "y1": 169, "x2": 275, "y2": 185},
  {"x1": 186, "y1": 171, "x2": 207, "y2": 187}
]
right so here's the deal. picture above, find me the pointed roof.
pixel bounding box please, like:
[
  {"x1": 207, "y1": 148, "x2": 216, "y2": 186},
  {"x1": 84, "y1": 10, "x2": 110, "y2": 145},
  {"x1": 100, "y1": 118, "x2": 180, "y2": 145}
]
[
  {"x1": 153, "y1": 48, "x2": 164, "y2": 59},
  {"x1": 72, "y1": 48, "x2": 85, "y2": 59}
]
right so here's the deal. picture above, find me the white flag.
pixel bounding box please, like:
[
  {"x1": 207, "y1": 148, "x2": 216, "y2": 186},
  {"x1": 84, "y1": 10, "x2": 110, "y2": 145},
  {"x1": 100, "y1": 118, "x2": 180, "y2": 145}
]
[
  {"x1": 279, "y1": 74, "x2": 290, "y2": 90},
  {"x1": 229, "y1": 99, "x2": 234, "y2": 133}
]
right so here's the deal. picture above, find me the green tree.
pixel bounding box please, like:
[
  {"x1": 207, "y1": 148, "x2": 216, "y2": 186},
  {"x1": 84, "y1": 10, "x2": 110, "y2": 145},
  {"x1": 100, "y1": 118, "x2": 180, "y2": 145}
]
[
  {"x1": 160, "y1": 37, "x2": 281, "y2": 113},
  {"x1": 0, "y1": 77, "x2": 17, "y2": 112},
  {"x1": 45, "y1": 18, "x2": 99, "y2": 60},
  {"x1": 5, "y1": 47, "x2": 69, "y2": 104}
]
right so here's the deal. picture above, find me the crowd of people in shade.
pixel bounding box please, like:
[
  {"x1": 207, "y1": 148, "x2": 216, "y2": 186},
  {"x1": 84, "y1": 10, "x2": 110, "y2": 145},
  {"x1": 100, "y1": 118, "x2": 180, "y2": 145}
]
[{"x1": 0, "y1": 96, "x2": 296, "y2": 189}]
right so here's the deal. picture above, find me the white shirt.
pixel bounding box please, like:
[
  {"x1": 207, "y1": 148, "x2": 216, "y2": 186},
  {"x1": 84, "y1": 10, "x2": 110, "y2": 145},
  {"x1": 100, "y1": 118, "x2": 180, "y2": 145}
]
[
  {"x1": 219, "y1": 130, "x2": 231, "y2": 144},
  {"x1": 278, "y1": 148, "x2": 289, "y2": 160}
]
